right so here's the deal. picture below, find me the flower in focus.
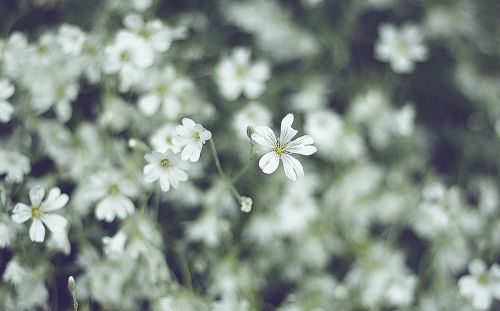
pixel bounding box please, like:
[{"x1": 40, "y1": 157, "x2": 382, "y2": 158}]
[
  {"x1": 458, "y1": 259, "x2": 500, "y2": 310},
  {"x1": 0, "y1": 78, "x2": 15, "y2": 122},
  {"x1": 216, "y1": 47, "x2": 270, "y2": 100},
  {"x1": 144, "y1": 151, "x2": 189, "y2": 192},
  {"x1": 173, "y1": 118, "x2": 212, "y2": 162},
  {"x1": 251, "y1": 113, "x2": 317, "y2": 180},
  {"x1": 375, "y1": 23, "x2": 428, "y2": 73},
  {"x1": 11, "y1": 185, "x2": 69, "y2": 243}
]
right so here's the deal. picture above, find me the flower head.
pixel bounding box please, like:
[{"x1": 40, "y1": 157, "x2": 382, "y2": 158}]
[
  {"x1": 11, "y1": 185, "x2": 69, "y2": 243},
  {"x1": 375, "y1": 23, "x2": 428, "y2": 74},
  {"x1": 144, "y1": 151, "x2": 189, "y2": 192},
  {"x1": 172, "y1": 118, "x2": 212, "y2": 162},
  {"x1": 251, "y1": 113, "x2": 317, "y2": 180},
  {"x1": 458, "y1": 259, "x2": 500, "y2": 310}
]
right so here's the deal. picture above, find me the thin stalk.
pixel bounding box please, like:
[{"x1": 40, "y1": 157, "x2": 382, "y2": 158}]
[{"x1": 209, "y1": 139, "x2": 241, "y2": 201}]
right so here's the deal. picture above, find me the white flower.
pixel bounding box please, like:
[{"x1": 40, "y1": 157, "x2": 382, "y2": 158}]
[
  {"x1": 11, "y1": 185, "x2": 69, "y2": 243},
  {"x1": 57, "y1": 24, "x2": 86, "y2": 56},
  {"x1": 102, "y1": 231, "x2": 127, "y2": 260},
  {"x1": 232, "y1": 102, "x2": 272, "y2": 139},
  {"x1": 150, "y1": 123, "x2": 182, "y2": 153},
  {"x1": 103, "y1": 30, "x2": 154, "y2": 91},
  {"x1": 172, "y1": 118, "x2": 212, "y2": 162},
  {"x1": 124, "y1": 14, "x2": 185, "y2": 53},
  {"x1": 88, "y1": 171, "x2": 137, "y2": 222},
  {"x1": 0, "y1": 151, "x2": 31, "y2": 182},
  {"x1": 0, "y1": 78, "x2": 15, "y2": 122},
  {"x1": 459, "y1": 259, "x2": 500, "y2": 310},
  {"x1": 251, "y1": 113, "x2": 317, "y2": 180},
  {"x1": 240, "y1": 196, "x2": 253, "y2": 213},
  {"x1": 137, "y1": 66, "x2": 192, "y2": 118},
  {"x1": 216, "y1": 48, "x2": 270, "y2": 100},
  {"x1": 144, "y1": 151, "x2": 189, "y2": 192},
  {"x1": 375, "y1": 23, "x2": 428, "y2": 73}
]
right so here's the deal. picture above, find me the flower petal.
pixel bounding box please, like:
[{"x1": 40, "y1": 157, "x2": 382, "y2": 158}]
[
  {"x1": 258, "y1": 151, "x2": 280, "y2": 174},
  {"x1": 287, "y1": 135, "x2": 317, "y2": 155},
  {"x1": 12, "y1": 203, "x2": 32, "y2": 223},
  {"x1": 281, "y1": 154, "x2": 304, "y2": 181},
  {"x1": 280, "y1": 114, "x2": 298, "y2": 144},
  {"x1": 40, "y1": 214, "x2": 68, "y2": 233},
  {"x1": 30, "y1": 185, "x2": 45, "y2": 206},
  {"x1": 41, "y1": 188, "x2": 69, "y2": 212},
  {"x1": 252, "y1": 126, "x2": 276, "y2": 148},
  {"x1": 29, "y1": 219, "x2": 46, "y2": 242}
]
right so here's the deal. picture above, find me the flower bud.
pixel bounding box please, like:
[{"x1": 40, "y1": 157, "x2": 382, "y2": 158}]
[
  {"x1": 68, "y1": 276, "x2": 76, "y2": 292},
  {"x1": 246, "y1": 126, "x2": 255, "y2": 139},
  {"x1": 240, "y1": 196, "x2": 253, "y2": 213}
]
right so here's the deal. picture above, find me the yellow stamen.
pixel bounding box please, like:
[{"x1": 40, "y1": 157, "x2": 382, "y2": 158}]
[{"x1": 31, "y1": 206, "x2": 42, "y2": 219}]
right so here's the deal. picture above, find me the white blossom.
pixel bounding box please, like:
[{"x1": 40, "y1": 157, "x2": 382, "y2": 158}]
[
  {"x1": 144, "y1": 151, "x2": 189, "y2": 192},
  {"x1": 459, "y1": 259, "x2": 500, "y2": 310},
  {"x1": 172, "y1": 118, "x2": 212, "y2": 162},
  {"x1": 251, "y1": 113, "x2": 317, "y2": 180},
  {"x1": 11, "y1": 185, "x2": 69, "y2": 243}
]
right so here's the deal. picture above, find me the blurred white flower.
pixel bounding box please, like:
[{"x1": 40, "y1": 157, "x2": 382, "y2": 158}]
[
  {"x1": 144, "y1": 151, "x2": 189, "y2": 192},
  {"x1": 124, "y1": 14, "x2": 186, "y2": 53},
  {"x1": 173, "y1": 118, "x2": 212, "y2": 162},
  {"x1": 103, "y1": 30, "x2": 154, "y2": 91},
  {"x1": 138, "y1": 66, "x2": 193, "y2": 118},
  {"x1": 11, "y1": 185, "x2": 69, "y2": 243},
  {"x1": 458, "y1": 259, "x2": 500, "y2": 310},
  {"x1": 251, "y1": 113, "x2": 317, "y2": 180},
  {"x1": 0, "y1": 151, "x2": 30, "y2": 183},
  {"x1": 87, "y1": 170, "x2": 137, "y2": 222},
  {"x1": 216, "y1": 48, "x2": 270, "y2": 100},
  {"x1": 232, "y1": 102, "x2": 272, "y2": 139},
  {"x1": 57, "y1": 24, "x2": 86, "y2": 56},
  {"x1": 0, "y1": 78, "x2": 15, "y2": 122},
  {"x1": 103, "y1": 231, "x2": 127, "y2": 260},
  {"x1": 375, "y1": 23, "x2": 428, "y2": 73},
  {"x1": 150, "y1": 123, "x2": 182, "y2": 153}
]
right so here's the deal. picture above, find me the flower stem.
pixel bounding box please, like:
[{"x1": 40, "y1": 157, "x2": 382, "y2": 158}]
[{"x1": 209, "y1": 139, "x2": 241, "y2": 201}]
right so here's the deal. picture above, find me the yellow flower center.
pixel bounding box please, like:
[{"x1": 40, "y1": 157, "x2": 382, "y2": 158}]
[
  {"x1": 477, "y1": 272, "x2": 490, "y2": 285},
  {"x1": 138, "y1": 28, "x2": 151, "y2": 39},
  {"x1": 31, "y1": 206, "x2": 42, "y2": 219},
  {"x1": 194, "y1": 132, "x2": 201, "y2": 141},
  {"x1": 274, "y1": 145, "x2": 285, "y2": 156},
  {"x1": 155, "y1": 84, "x2": 167, "y2": 96},
  {"x1": 120, "y1": 51, "x2": 130, "y2": 62},
  {"x1": 108, "y1": 184, "x2": 120, "y2": 195},
  {"x1": 161, "y1": 159, "x2": 171, "y2": 168}
]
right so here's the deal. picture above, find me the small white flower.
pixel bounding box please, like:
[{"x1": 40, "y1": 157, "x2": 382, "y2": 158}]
[
  {"x1": 57, "y1": 24, "x2": 86, "y2": 56},
  {"x1": 0, "y1": 78, "x2": 15, "y2": 123},
  {"x1": 88, "y1": 171, "x2": 137, "y2": 222},
  {"x1": 144, "y1": 151, "x2": 189, "y2": 192},
  {"x1": 150, "y1": 123, "x2": 182, "y2": 153},
  {"x1": 0, "y1": 151, "x2": 30, "y2": 183},
  {"x1": 216, "y1": 48, "x2": 270, "y2": 100},
  {"x1": 375, "y1": 23, "x2": 428, "y2": 73},
  {"x1": 172, "y1": 118, "x2": 212, "y2": 162},
  {"x1": 11, "y1": 185, "x2": 69, "y2": 243},
  {"x1": 137, "y1": 66, "x2": 192, "y2": 118},
  {"x1": 240, "y1": 196, "x2": 253, "y2": 213},
  {"x1": 251, "y1": 113, "x2": 317, "y2": 180},
  {"x1": 102, "y1": 231, "x2": 127, "y2": 260},
  {"x1": 458, "y1": 259, "x2": 500, "y2": 310}
]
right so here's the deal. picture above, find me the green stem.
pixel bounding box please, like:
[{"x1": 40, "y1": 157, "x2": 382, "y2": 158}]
[{"x1": 209, "y1": 139, "x2": 241, "y2": 201}]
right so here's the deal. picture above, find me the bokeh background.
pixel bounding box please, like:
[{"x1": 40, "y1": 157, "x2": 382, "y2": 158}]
[{"x1": 1, "y1": 0, "x2": 500, "y2": 310}]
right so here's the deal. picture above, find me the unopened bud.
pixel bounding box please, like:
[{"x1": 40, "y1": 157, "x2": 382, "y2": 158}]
[
  {"x1": 240, "y1": 196, "x2": 253, "y2": 213},
  {"x1": 128, "y1": 138, "x2": 150, "y2": 152},
  {"x1": 246, "y1": 126, "x2": 255, "y2": 140},
  {"x1": 68, "y1": 276, "x2": 76, "y2": 292}
]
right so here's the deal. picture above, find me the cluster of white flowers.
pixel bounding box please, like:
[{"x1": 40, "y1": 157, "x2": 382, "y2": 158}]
[{"x1": 0, "y1": 0, "x2": 499, "y2": 310}]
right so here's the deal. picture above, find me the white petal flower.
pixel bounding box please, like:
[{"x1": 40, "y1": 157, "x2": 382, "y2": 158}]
[
  {"x1": 216, "y1": 47, "x2": 270, "y2": 100},
  {"x1": 172, "y1": 118, "x2": 212, "y2": 162},
  {"x1": 458, "y1": 259, "x2": 500, "y2": 310},
  {"x1": 375, "y1": 23, "x2": 428, "y2": 74},
  {"x1": 0, "y1": 78, "x2": 15, "y2": 123},
  {"x1": 143, "y1": 151, "x2": 189, "y2": 192},
  {"x1": 251, "y1": 113, "x2": 317, "y2": 180},
  {"x1": 11, "y1": 185, "x2": 69, "y2": 243}
]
